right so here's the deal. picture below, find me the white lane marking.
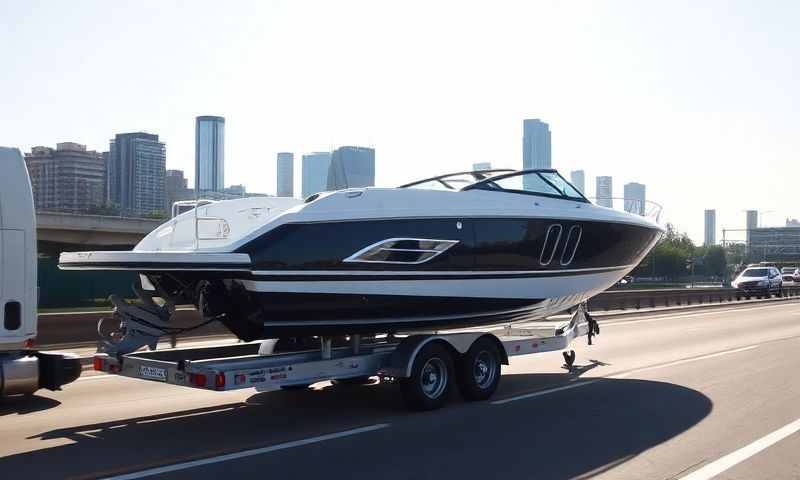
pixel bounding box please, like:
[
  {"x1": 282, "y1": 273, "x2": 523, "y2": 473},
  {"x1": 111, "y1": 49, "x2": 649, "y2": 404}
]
[
  {"x1": 678, "y1": 417, "x2": 800, "y2": 480},
  {"x1": 601, "y1": 302, "x2": 797, "y2": 327},
  {"x1": 611, "y1": 345, "x2": 759, "y2": 379},
  {"x1": 493, "y1": 344, "x2": 760, "y2": 404},
  {"x1": 99, "y1": 423, "x2": 390, "y2": 480},
  {"x1": 491, "y1": 380, "x2": 601, "y2": 405}
]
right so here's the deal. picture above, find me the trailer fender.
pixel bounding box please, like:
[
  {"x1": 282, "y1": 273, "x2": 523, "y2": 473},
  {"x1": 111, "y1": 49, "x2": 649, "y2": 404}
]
[{"x1": 383, "y1": 333, "x2": 508, "y2": 379}]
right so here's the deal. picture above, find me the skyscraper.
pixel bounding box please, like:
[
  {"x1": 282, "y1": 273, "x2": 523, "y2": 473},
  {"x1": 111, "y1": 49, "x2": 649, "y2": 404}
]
[
  {"x1": 570, "y1": 170, "x2": 585, "y2": 194},
  {"x1": 276, "y1": 152, "x2": 294, "y2": 197},
  {"x1": 165, "y1": 169, "x2": 189, "y2": 209},
  {"x1": 195, "y1": 116, "x2": 225, "y2": 192},
  {"x1": 704, "y1": 209, "x2": 716, "y2": 246},
  {"x1": 623, "y1": 182, "x2": 646, "y2": 215},
  {"x1": 108, "y1": 132, "x2": 166, "y2": 216},
  {"x1": 746, "y1": 210, "x2": 759, "y2": 249},
  {"x1": 327, "y1": 146, "x2": 375, "y2": 191},
  {"x1": 596, "y1": 176, "x2": 613, "y2": 208},
  {"x1": 472, "y1": 162, "x2": 492, "y2": 171},
  {"x1": 302, "y1": 151, "x2": 332, "y2": 198},
  {"x1": 24, "y1": 142, "x2": 107, "y2": 213},
  {"x1": 522, "y1": 119, "x2": 551, "y2": 170}
]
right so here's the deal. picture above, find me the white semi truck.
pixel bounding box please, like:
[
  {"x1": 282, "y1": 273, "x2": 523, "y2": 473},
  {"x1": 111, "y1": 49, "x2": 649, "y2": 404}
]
[{"x1": 0, "y1": 147, "x2": 81, "y2": 397}]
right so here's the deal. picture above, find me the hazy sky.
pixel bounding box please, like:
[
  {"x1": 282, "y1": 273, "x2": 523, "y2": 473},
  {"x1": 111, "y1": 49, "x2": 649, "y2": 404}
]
[{"x1": 2, "y1": 1, "x2": 798, "y2": 243}]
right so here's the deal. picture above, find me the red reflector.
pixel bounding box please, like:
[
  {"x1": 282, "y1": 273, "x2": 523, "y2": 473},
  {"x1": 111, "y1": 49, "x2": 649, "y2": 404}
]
[
  {"x1": 93, "y1": 357, "x2": 104, "y2": 371},
  {"x1": 190, "y1": 373, "x2": 207, "y2": 387},
  {"x1": 215, "y1": 373, "x2": 226, "y2": 389},
  {"x1": 24, "y1": 338, "x2": 35, "y2": 349}
]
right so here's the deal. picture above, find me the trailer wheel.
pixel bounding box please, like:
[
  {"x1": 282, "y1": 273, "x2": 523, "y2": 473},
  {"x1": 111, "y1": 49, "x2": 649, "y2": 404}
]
[
  {"x1": 400, "y1": 342, "x2": 454, "y2": 411},
  {"x1": 457, "y1": 337, "x2": 502, "y2": 401}
]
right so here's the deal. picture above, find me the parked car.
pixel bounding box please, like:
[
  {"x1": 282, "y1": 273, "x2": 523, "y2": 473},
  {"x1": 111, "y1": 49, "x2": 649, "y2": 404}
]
[
  {"x1": 732, "y1": 266, "x2": 783, "y2": 297},
  {"x1": 781, "y1": 267, "x2": 800, "y2": 286}
]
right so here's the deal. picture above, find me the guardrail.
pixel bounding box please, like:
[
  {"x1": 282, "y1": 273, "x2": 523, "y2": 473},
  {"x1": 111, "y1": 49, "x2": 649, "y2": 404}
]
[
  {"x1": 34, "y1": 286, "x2": 800, "y2": 349},
  {"x1": 587, "y1": 285, "x2": 800, "y2": 312}
]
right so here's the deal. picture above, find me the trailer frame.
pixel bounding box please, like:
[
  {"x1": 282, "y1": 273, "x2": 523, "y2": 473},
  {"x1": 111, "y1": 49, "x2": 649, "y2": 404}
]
[{"x1": 93, "y1": 304, "x2": 595, "y2": 410}]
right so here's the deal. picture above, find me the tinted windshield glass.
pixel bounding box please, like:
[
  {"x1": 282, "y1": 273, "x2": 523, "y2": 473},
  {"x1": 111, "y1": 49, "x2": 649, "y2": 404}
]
[
  {"x1": 742, "y1": 268, "x2": 769, "y2": 277},
  {"x1": 782, "y1": 268, "x2": 795, "y2": 273},
  {"x1": 539, "y1": 171, "x2": 584, "y2": 199},
  {"x1": 488, "y1": 172, "x2": 561, "y2": 195}
]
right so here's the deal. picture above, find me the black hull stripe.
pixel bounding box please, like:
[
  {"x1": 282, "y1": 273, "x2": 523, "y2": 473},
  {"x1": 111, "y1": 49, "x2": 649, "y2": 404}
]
[{"x1": 246, "y1": 266, "x2": 627, "y2": 281}]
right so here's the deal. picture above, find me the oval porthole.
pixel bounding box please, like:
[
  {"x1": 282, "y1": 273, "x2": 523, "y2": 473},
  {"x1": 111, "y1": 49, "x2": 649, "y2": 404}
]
[
  {"x1": 539, "y1": 224, "x2": 563, "y2": 266},
  {"x1": 560, "y1": 225, "x2": 583, "y2": 266}
]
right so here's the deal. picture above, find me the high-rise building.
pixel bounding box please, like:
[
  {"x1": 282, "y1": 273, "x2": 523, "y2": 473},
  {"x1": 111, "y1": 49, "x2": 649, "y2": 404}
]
[
  {"x1": 327, "y1": 146, "x2": 375, "y2": 191},
  {"x1": 596, "y1": 176, "x2": 613, "y2": 208},
  {"x1": 24, "y1": 142, "x2": 107, "y2": 213},
  {"x1": 570, "y1": 170, "x2": 585, "y2": 194},
  {"x1": 623, "y1": 182, "x2": 646, "y2": 215},
  {"x1": 165, "y1": 169, "x2": 190, "y2": 209},
  {"x1": 704, "y1": 209, "x2": 716, "y2": 246},
  {"x1": 522, "y1": 119, "x2": 551, "y2": 170},
  {"x1": 276, "y1": 152, "x2": 294, "y2": 197},
  {"x1": 195, "y1": 116, "x2": 225, "y2": 192},
  {"x1": 746, "y1": 210, "x2": 759, "y2": 249},
  {"x1": 302, "y1": 151, "x2": 332, "y2": 198},
  {"x1": 473, "y1": 162, "x2": 492, "y2": 171},
  {"x1": 108, "y1": 132, "x2": 166, "y2": 216}
]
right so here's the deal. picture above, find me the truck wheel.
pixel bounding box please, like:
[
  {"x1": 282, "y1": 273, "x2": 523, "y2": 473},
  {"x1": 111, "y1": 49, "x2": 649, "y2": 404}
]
[
  {"x1": 457, "y1": 337, "x2": 502, "y2": 401},
  {"x1": 400, "y1": 342, "x2": 453, "y2": 411}
]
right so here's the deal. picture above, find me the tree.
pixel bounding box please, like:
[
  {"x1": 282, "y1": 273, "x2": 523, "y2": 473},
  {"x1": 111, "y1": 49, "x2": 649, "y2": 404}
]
[{"x1": 632, "y1": 223, "x2": 696, "y2": 280}]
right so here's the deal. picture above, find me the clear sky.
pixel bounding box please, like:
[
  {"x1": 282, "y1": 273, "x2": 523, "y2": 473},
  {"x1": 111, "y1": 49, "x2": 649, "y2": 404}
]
[{"x1": 2, "y1": 0, "x2": 798, "y2": 243}]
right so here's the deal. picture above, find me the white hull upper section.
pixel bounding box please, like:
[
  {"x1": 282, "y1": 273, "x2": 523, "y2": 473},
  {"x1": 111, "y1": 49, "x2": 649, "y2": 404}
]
[{"x1": 96, "y1": 187, "x2": 662, "y2": 256}]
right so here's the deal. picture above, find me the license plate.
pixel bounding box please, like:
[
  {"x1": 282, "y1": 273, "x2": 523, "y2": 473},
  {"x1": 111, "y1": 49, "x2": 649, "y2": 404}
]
[{"x1": 139, "y1": 365, "x2": 167, "y2": 381}]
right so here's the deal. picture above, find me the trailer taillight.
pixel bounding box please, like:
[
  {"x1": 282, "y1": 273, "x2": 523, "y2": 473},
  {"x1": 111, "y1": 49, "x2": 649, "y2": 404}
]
[
  {"x1": 190, "y1": 373, "x2": 207, "y2": 387},
  {"x1": 93, "y1": 357, "x2": 104, "y2": 371},
  {"x1": 215, "y1": 373, "x2": 226, "y2": 390}
]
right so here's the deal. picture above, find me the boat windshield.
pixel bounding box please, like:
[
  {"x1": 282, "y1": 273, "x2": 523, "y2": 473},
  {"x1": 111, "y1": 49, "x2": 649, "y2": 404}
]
[
  {"x1": 464, "y1": 170, "x2": 589, "y2": 202},
  {"x1": 400, "y1": 169, "x2": 513, "y2": 190}
]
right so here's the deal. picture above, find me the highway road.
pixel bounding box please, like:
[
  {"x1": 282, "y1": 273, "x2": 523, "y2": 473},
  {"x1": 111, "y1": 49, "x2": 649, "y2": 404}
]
[{"x1": 2, "y1": 301, "x2": 800, "y2": 479}]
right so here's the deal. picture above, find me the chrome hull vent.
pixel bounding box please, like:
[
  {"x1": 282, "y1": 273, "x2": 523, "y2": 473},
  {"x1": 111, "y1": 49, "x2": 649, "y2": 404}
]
[{"x1": 344, "y1": 238, "x2": 459, "y2": 265}]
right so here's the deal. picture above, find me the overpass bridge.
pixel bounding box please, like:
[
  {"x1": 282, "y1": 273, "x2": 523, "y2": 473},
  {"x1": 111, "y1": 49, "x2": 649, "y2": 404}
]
[{"x1": 36, "y1": 211, "x2": 162, "y2": 247}]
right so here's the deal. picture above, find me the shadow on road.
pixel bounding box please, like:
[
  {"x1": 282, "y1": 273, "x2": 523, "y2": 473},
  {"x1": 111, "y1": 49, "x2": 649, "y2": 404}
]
[
  {"x1": 3, "y1": 372, "x2": 711, "y2": 479},
  {"x1": 0, "y1": 395, "x2": 61, "y2": 416}
]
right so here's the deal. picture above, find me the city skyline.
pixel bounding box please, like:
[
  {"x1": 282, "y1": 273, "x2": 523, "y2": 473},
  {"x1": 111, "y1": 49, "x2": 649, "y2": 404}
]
[{"x1": 3, "y1": 2, "x2": 800, "y2": 243}]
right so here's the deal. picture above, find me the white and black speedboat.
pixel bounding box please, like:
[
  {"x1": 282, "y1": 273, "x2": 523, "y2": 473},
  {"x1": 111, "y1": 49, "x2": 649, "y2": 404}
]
[{"x1": 59, "y1": 169, "x2": 662, "y2": 344}]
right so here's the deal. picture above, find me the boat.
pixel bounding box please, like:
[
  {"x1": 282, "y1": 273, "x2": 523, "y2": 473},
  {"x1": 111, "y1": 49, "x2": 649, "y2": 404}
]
[{"x1": 59, "y1": 169, "x2": 663, "y2": 352}]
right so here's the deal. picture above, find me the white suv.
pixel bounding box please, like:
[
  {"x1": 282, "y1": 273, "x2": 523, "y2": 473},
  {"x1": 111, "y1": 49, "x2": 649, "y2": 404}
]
[{"x1": 732, "y1": 266, "x2": 783, "y2": 297}]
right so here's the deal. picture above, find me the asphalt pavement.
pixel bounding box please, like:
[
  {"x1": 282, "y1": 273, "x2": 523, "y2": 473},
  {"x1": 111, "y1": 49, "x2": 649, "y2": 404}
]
[{"x1": 2, "y1": 300, "x2": 800, "y2": 479}]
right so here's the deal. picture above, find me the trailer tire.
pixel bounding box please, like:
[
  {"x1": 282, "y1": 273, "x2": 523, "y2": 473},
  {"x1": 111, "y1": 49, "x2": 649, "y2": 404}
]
[
  {"x1": 400, "y1": 342, "x2": 454, "y2": 411},
  {"x1": 456, "y1": 337, "x2": 502, "y2": 401}
]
